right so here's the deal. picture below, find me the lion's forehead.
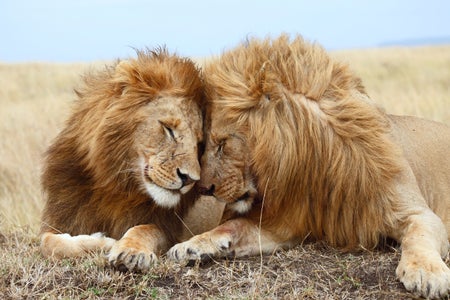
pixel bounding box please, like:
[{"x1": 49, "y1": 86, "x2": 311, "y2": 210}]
[
  {"x1": 210, "y1": 115, "x2": 245, "y2": 136},
  {"x1": 152, "y1": 96, "x2": 202, "y2": 133}
]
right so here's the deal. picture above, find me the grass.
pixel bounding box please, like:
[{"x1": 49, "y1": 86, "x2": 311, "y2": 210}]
[
  {"x1": 1, "y1": 45, "x2": 449, "y2": 299},
  {"x1": 1, "y1": 228, "x2": 414, "y2": 299}
]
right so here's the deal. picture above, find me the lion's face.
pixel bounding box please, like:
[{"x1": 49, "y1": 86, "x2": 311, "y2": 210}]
[
  {"x1": 133, "y1": 95, "x2": 203, "y2": 208},
  {"x1": 199, "y1": 115, "x2": 257, "y2": 214}
]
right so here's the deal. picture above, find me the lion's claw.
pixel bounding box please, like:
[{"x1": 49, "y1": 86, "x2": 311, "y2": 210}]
[
  {"x1": 167, "y1": 234, "x2": 232, "y2": 264},
  {"x1": 167, "y1": 242, "x2": 202, "y2": 263},
  {"x1": 396, "y1": 256, "x2": 450, "y2": 299},
  {"x1": 108, "y1": 245, "x2": 157, "y2": 273}
]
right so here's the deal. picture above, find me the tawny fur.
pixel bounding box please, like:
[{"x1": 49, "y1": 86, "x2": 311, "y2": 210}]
[
  {"x1": 205, "y1": 35, "x2": 403, "y2": 248},
  {"x1": 168, "y1": 35, "x2": 450, "y2": 298},
  {"x1": 40, "y1": 48, "x2": 204, "y2": 261}
]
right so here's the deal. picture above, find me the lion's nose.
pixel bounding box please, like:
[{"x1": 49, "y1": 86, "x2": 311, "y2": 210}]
[
  {"x1": 177, "y1": 168, "x2": 196, "y2": 188},
  {"x1": 198, "y1": 184, "x2": 215, "y2": 196}
]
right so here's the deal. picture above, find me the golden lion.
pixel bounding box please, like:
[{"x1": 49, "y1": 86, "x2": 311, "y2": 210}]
[
  {"x1": 40, "y1": 48, "x2": 205, "y2": 272},
  {"x1": 168, "y1": 35, "x2": 450, "y2": 298}
]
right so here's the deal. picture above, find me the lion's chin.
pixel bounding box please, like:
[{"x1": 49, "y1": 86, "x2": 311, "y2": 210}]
[
  {"x1": 144, "y1": 182, "x2": 181, "y2": 208},
  {"x1": 227, "y1": 196, "x2": 253, "y2": 214}
]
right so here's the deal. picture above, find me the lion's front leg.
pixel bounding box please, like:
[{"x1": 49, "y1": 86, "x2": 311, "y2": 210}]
[
  {"x1": 167, "y1": 218, "x2": 283, "y2": 264},
  {"x1": 395, "y1": 209, "x2": 450, "y2": 299},
  {"x1": 108, "y1": 224, "x2": 168, "y2": 272},
  {"x1": 40, "y1": 231, "x2": 116, "y2": 258}
]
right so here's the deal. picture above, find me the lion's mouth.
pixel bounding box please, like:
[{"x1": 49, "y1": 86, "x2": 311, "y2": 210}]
[
  {"x1": 235, "y1": 192, "x2": 250, "y2": 202},
  {"x1": 143, "y1": 164, "x2": 192, "y2": 194},
  {"x1": 142, "y1": 165, "x2": 181, "y2": 208},
  {"x1": 142, "y1": 165, "x2": 180, "y2": 205},
  {"x1": 143, "y1": 165, "x2": 174, "y2": 189}
]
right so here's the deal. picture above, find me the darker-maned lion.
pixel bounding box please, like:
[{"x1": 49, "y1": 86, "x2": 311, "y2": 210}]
[
  {"x1": 168, "y1": 35, "x2": 450, "y2": 298},
  {"x1": 40, "y1": 48, "x2": 204, "y2": 272}
]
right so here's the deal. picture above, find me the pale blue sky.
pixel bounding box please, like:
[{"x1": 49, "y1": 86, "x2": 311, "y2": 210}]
[{"x1": 1, "y1": 0, "x2": 449, "y2": 62}]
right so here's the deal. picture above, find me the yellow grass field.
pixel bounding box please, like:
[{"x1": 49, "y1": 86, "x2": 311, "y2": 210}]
[{"x1": 0, "y1": 45, "x2": 449, "y2": 299}]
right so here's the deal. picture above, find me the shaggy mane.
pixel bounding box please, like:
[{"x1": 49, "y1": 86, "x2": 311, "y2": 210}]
[
  {"x1": 41, "y1": 49, "x2": 203, "y2": 241},
  {"x1": 205, "y1": 35, "x2": 403, "y2": 249}
]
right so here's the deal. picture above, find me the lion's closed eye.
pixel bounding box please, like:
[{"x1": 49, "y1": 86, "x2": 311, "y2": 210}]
[
  {"x1": 159, "y1": 120, "x2": 179, "y2": 140},
  {"x1": 217, "y1": 140, "x2": 225, "y2": 155},
  {"x1": 197, "y1": 142, "x2": 205, "y2": 160}
]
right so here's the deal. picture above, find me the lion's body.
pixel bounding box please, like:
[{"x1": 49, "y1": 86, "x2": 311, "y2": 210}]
[
  {"x1": 41, "y1": 49, "x2": 205, "y2": 271},
  {"x1": 389, "y1": 115, "x2": 450, "y2": 229},
  {"x1": 168, "y1": 36, "x2": 450, "y2": 298}
]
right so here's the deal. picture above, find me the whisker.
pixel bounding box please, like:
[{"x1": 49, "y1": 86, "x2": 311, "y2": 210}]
[
  {"x1": 174, "y1": 211, "x2": 194, "y2": 238},
  {"x1": 259, "y1": 176, "x2": 270, "y2": 272},
  {"x1": 118, "y1": 168, "x2": 135, "y2": 174}
]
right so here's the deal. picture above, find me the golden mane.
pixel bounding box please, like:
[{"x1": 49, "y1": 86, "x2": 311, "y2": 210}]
[
  {"x1": 41, "y1": 48, "x2": 204, "y2": 240},
  {"x1": 204, "y1": 35, "x2": 403, "y2": 249}
]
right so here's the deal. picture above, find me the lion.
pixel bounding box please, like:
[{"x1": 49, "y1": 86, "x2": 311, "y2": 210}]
[
  {"x1": 40, "y1": 48, "x2": 205, "y2": 272},
  {"x1": 168, "y1": 35, "x2": 450, "y2": 298}
]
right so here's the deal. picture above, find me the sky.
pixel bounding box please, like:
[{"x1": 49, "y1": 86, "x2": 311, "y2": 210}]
[{"x1": 1, "y1": 0, "x2": 449, "y2": 62}]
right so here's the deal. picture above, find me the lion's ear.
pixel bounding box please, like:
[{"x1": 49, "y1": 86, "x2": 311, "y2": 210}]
[
  {"x1": 256, "y1": 61, "x2": 282, "y2": 103},
  {"x1": 112, "y1": 60, "x2": 134, "y2": 96}
]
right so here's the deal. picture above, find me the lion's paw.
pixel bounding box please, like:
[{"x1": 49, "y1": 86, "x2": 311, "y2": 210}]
[
  {"x1": 108, "y1": 241, "x2": 157, "y2": 273},
  {"x1": 167, "y1": 235, "x2": 232, "y2": 264},
  {"x1": 396, "y1": 255, "x2": 450, "y2": 299}
]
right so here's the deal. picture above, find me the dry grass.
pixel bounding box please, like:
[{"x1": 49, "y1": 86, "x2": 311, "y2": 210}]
[
  {"x1": 1, "y1": 45, "x2": 449, "y2": 299},
  {"x1": 333, "y1": 45, "x2": 450, "y2": 121},
  {"x1": 1, "y1": 229, "x2": 415, "y2": 299}
]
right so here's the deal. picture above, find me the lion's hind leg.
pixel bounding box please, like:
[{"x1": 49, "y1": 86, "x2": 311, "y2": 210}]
[{"x1": 40, "y1": 231, "x2": 116, "y2": 259}]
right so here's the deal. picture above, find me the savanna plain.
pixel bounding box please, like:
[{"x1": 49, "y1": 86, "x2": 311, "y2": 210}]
[{"x1": 1, "y1": 45, "x2": 449, "y2": 299}]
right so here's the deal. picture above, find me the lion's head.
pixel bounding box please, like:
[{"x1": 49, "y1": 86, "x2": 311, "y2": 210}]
[
  {"x1": 199, "y1": 35, "x2": 401, "y2": 247},
  {"x1": 199, "y1": 115, "x2": 257, "y2": 214},
  {"x1": 84, "y1": 49, "x2": 204, "y2": 208},
  {"x1": 131, "y1": 93, "x2": 203, "y2": 207}
]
